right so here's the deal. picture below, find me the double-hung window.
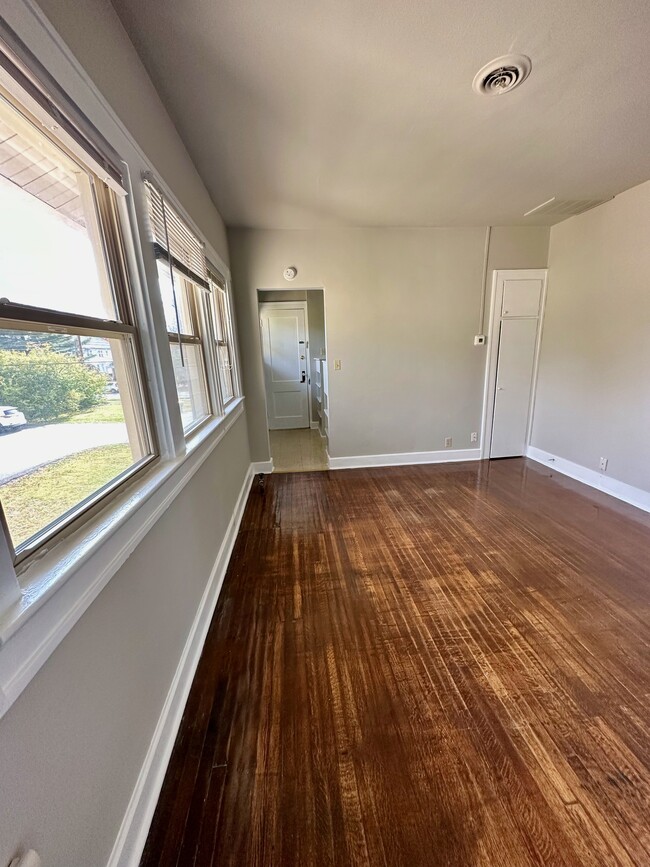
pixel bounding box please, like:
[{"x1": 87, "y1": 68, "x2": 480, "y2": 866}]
[
  {"x1": 207, "y1": 265, "x2": 238, "y2": 407},
  {"x1": 144, "y1": 181, "x2": 213, "y2": 434},
  {"x1": 0, "y1": 78, "x2": 155, "y2": 563}
]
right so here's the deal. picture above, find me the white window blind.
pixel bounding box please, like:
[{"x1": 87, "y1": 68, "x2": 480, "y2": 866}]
[{"x1": 144, "y1": 178, "x2": 208, "y2": 287}]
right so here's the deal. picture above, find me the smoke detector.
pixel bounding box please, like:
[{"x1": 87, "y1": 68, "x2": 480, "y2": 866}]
[
  {"x1": 283, "y1": 266, "x2": 298, "y2": 281},
  {"x1": 473, "y1": 55, "x2": 532, "y2": 96}
]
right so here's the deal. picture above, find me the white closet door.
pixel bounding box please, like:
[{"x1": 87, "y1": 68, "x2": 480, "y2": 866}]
[{"x1": 490, "y1": 318, "x2": 539, "y2": 458}]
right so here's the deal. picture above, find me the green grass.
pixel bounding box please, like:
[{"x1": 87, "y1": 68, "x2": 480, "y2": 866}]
[
  {"x1": 62, "y1": 400, "x2": 125, "y2": 424},
  {"x1": 1, "y1": 443, "x2": 133, "y2": 548}
]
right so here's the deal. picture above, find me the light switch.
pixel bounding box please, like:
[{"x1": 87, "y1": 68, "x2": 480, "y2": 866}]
[{"x1": 334, "y1": 359, "x2": 342, "y2": 370}]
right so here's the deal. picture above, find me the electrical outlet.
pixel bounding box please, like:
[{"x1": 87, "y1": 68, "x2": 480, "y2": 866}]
[
  {"x1": 470, "y1": 432, "x2": 478, "y2": 443},
  {"x1": 444, "y1": 436, "x2": 452, "y2": 448},
  {"x1": 334, "y1": 359, "x2": 342, "y2": 371},
  {"x1": 599, "y1": 457, "x2": 608, "y2": 472},
  {"x1": 474, "y1": 334, "x2": 486, "y2": 346}
]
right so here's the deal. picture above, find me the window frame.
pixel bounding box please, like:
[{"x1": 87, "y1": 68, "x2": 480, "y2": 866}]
[
  {"x1": 146, "y1": 183, "x2": 227, "y2": 436},
  {"x1": 207, "y1": 265, "x2": 241, "y2": 409},
  {"x1": 0, "y1": 84, "x2": 159, "y2": 567}
]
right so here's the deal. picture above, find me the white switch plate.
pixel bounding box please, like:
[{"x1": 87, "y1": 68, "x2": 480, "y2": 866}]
[{"x1": 334, "y1": 359, "x2": 342, "y2": 370}]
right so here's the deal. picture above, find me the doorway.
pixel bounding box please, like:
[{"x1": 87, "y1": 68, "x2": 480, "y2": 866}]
[
  {"x1": 258, "y1": 289, "x2": 328, "y2": 472},
  {"x1": 482, "y1": 269, "x2": 548, "y2": 459}
]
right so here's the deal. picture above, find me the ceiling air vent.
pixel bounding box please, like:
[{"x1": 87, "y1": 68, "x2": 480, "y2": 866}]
[
  {"x1": 473, "y1": 55, "x2": 532, "y2": 96},
  {"x1": 523, "y1": 197, "x2": 613, "y2": 218}
]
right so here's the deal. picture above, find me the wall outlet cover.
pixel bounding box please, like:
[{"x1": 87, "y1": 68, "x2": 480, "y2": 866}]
[
  {"x1": 444, "y1": 437, "x2": 452, "y2": 448},
  {"x1": 474, "y1": 334, "x2": 486, "y2": 346}
]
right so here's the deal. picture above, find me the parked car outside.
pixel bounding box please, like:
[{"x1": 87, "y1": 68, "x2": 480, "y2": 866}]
[{"x1": 0, "y1": 406, "x2": 27, "y2": 432}]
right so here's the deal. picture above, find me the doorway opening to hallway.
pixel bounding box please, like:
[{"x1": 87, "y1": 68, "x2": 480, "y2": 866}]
[{"x1": 258, "y1": 288, "x2": 329, "y2": 472}]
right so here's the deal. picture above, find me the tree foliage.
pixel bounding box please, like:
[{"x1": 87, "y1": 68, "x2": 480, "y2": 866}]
[
  {"x1": 0, "y1": 329, "x2": 81, "y2": 356},
  {"x1": 0, "y1": 347, "x2": 106, "y2": 423}
]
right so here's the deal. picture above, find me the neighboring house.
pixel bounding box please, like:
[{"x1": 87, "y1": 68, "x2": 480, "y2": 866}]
[{"x1": 80, "y1": 336, "x2": 115, "y2": 379}]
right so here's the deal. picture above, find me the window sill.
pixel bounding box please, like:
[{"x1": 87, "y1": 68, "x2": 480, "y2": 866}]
[{"x1": 0, "y1": 396, "x2": 245, "y2": 719}]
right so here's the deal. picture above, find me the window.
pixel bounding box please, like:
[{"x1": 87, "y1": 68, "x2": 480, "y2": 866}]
[
  {"x1": 208, "y1": 266, "x2": 238, "y2": 406},
  {"x1": 0, "y1": 83, "x2": 155, "y2": 562},
  {"x1": 144, "y1": 181, "x2": 213, "y2": 433}
]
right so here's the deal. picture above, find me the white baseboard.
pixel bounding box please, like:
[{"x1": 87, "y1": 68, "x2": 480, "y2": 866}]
[
  {"x1": 107, "y1": 464, "x2": 254, "y2": 867},
  {"x1": 526, "y1": 446, "x2": 650, "y2": 514},
  {"x1": 327, "y1": 448, "x2": 481, "y2": 470},
  {"x1": 251, "y1": 459, "x2": 274, "y2": 474}
]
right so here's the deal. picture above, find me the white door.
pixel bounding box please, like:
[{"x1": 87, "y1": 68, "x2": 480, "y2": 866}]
[
  {"x1": 490, "y1": 318, "x2": 539, "y2": 457},
  {"x1": 485, "y1": 270, "x2": 547, "y2": 459},
  {"x1": 260, "y1": 303, "x2": 309, "y2": 429}
]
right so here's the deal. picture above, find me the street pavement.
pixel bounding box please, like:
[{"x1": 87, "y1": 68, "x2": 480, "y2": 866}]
[{"x1": 0, "y1": 422, "x2": 128, "y2": 484}]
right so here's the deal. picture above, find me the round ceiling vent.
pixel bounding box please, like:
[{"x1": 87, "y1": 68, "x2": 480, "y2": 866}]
[{"x1": 472, "y1": 54, "x2": 532, "y2": 96}]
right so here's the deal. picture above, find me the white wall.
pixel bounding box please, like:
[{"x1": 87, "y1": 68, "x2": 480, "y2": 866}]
[
  {"x1": 0, "y1": 2, "x2": 250, "y2": 865},
  {"x1": 532, "y1": 181, "x2": 650, "y2": 493},
  {"x1": 229, "y1": 227, "x2": 549, "y2": 462}
]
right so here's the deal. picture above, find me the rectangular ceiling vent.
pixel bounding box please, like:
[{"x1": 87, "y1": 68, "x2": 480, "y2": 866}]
[{"x1": 524, "y1": 196, "x2": 612, "y2": 219}]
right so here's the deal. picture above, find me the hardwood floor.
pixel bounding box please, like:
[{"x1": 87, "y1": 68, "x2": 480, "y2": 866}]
[{"x1": 141, "y1": 459, "x2": 650, "y2": 866}]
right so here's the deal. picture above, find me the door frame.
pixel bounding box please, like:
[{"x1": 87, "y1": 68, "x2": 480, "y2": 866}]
[
  {"x1": 259, "y1": 300, "x2": 312, "y2": 429},
  {"x1": 479, "y1": 268, "x2": 548, "y2": 460}
]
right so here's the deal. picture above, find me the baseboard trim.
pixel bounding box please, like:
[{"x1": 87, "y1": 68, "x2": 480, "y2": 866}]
[
  {"x1": 310, "y1": 421, "x2": 320, "y2": 430},
  {"x1": 526, "y1": 446, "x2": 650, "y2": 514},
  {"x1": 327, "y1": 448, "x2": 481, "y2": 470},
  {"x1": 107, "y1": 464, "x2": 254, "y2": 867},
  {"x1": 251, "y1": 459, "x2": 274, "y2": 474}
]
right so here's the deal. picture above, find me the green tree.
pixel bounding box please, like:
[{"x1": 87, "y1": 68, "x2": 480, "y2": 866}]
[
  {"x1": 0, "y1": 329, "x2": 81, "y2": 357},
  {"x1": 0, "y1": 347, "x2": 106, "y2": 423}
]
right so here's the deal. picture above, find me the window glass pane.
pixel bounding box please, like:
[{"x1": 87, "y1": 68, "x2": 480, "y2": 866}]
[
  {"x1": 0, "y1": 95, "x2": 117, "y2": 319},
  {"x1": 170, "y1": 342, "x2": 210, "y2": 431},
  {"x1": 217, "y1": 343, "x2": 235, "y2": 402},
  {"x1": 0, "y1": 328, "x2": 151, "y2": 552},
  {"x1": 214, "y1": 287, "x2": 227, "y2": 342},
  {"x1": 156, "y1": 261, "x2": 195, "y2": 335}
]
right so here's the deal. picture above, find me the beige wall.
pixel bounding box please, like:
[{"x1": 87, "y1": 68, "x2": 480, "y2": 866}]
[
  {"x1": 487, "y1": 226, "x2": 551, "y2": 275},
  {"x1": 229, "y1": 227, "x2": 550, "y2": 461},
  {"x1": 0, "y1": 2, "x2": 250, "y2": 865},
  {"x1": 532, "y1": 181, "x2": 650, "y2": 492}
]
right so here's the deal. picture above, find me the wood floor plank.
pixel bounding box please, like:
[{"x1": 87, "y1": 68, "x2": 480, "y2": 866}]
[{"x1": 141, "y1": 459, "x2": 650, "y2": 866}]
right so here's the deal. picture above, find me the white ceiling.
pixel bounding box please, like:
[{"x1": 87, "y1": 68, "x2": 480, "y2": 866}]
[{"x1": 110, "y1": 0, "x2": 650, "y2": 228}]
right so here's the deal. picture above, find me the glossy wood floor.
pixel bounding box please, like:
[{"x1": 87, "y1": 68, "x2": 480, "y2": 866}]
[{"x1": 141, "y1": 459, "x2": 650, "y2": 867}]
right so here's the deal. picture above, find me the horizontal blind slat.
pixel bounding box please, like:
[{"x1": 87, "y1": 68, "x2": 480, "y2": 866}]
[{"x1": 144, "y1": 181, "x2": 207, "y2": 285}]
